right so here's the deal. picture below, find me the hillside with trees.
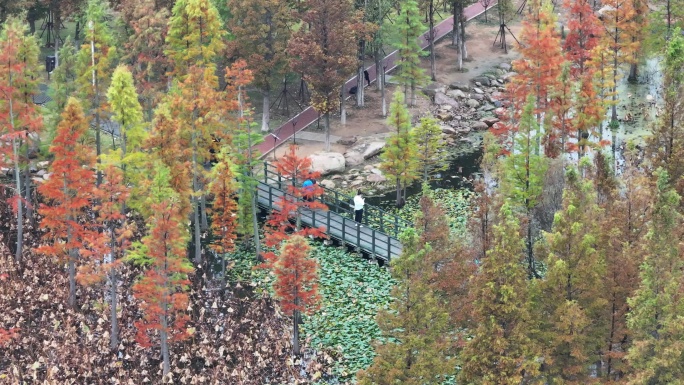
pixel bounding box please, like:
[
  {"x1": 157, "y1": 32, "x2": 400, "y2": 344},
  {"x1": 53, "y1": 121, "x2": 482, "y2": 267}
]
[{"x1": 1, "y1": 0, "x2": 684, "y2": 383}]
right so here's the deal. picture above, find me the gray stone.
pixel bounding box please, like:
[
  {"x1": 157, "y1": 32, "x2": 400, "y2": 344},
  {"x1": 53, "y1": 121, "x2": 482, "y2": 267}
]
[
  {"x1": 36, "y1": 169, "x2": 46, "y2": 177},
  {"x1": 501, "y1": 72, "x2": 517, "y2": 82},
  {"x1": 437, "y1": 112, "x2": 453, "y2": 122},
  {"x1": 441, "y1": 126, "x2": 458, "y2": 135},
  {"x1": 37, "y1": 161, "x2": 49, "y2": 169},
  {"x1": 423, "y1": 83, "x2": 446, "y2": 99},
  {"x1": 483, "y1": 104, "x2": 496, "y2": 112},
  {"x1": 331, "y1": 175, "x2": 343, "y2": 180},
  {"x1": 363, "y1": 165, "x2": 374, "y2": 171},
  {"x1": 473, "y1": 87, "x2": 484, "y2": 94},
  {"x1": 367, "y1": 174, "x2": 387, "y2": 183},
  {"x1": 370, "y1": 168, "x2": 383, "y2": 175},
  {"x1": 344, "y1": 151, "x2": 365, "y2": 166},
  {"x1": 441, "y1": 104, "x2": 453, "y2": 111},
  {"x1": 447, "y1": 89, "x2": 466, "y2": 99},
  {"x1": 472, "y1": 121, "x2": 489, "y2": 130},
  {"x1": 499, "y1": 63, "x2": 512, "y2": 71},
  {"x1": 470, "y1": 93, "x2": 485, "y2": 101},
  {"x1": 43, "y1": 173, "x2": 52, "y2": 180},
  {"x1": 320, "y1": 179, "x2": 336, "y2": 189},
  {"x1": 472, "y1": 76, "x2": 491, "y2": 86},
  {"x1": 448, "y1": 82, "x2": 470, "y2": 92},
  {"x1": 309, "y1": 152, "x2": 346, "y2": 175},
  {"x1": 483, "y1": 117, "x2": 500, "y2": 127},
  {"x1": 363, "y1": 141, "x2": 386, "y2": 159},
  {"x1": 351, "y1": 179, "x2": 365, "y2": 188},
  {"x1": 337, "y1": 136, "x2": 358, "y2": 146},
  {"x1": 466, "y1": 99, "x2": 480, "y2": 108},
  {"x1": 434, "y1": 92, "x2": 459, "y2": 109}
]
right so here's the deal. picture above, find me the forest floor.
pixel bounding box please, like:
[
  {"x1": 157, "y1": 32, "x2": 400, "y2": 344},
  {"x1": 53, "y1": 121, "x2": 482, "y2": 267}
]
[{"x1": 270, "y1": 17, "x2": 523, "y2": 159}]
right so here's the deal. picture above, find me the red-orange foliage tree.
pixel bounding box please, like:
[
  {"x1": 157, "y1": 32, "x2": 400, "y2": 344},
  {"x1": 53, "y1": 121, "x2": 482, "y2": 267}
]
[
  {"x1": 270, "y1": 235, "x2": 320, "y2": 356},
  {"x1": 129, "y1": 166, "x2": 193, "y2": 378},
  {"x1": 37, "y1": 97, "x2": 96, "y2": 309},
  {"x1": 262, "y1": 144, "x2": 327, "y2": 255},
  {"x1": 80, "y1": 164, "x2": 133, "y2": 350},
  {"x1": 0, "y1": 17, "x2": 43, "y2": 263},
  {"x1": 208, "y1": 149, "x2": 238, "y2": 283},
  {"x1": 563, "y1": 0, "x2": 603, "y2": 155},
  {"x1": 509, "y1": 0, "x2": 564, "y2": 156}
]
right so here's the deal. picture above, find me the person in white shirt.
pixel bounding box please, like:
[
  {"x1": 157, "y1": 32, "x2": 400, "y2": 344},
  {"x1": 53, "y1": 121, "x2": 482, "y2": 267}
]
[{"x1": 353, "y1": 190, "x2": 365, "y2": 226}]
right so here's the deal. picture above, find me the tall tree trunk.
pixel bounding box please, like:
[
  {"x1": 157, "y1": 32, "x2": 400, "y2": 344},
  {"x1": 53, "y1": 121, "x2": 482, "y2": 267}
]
[
  {"x1": 324, "y1": 112, "x2": 331, "y2": 151},
  {"x1": 460, "y1": 14, "x2": 468, "y2": 59},
  {"x1": 109, "y1": 266, "x2": 119, "y2": 349},
  {"x1": 262, "y1": 93, "x2": 270, "y2": 132},
  {"x1": 200, "y1": 193, "x2": 208, "y2": 230},
  {"x1": 24, "y1": 144, "x2": 33, "y2": 227},
  {"x1": 452, "y1": 0, "x2": 458, "y2": 46},
  {"x1": 381, "y1": 63, "x2": 387, "y2": 117},
  {"x1": 357, "y1": 45, "x2": 365, "y2": 107},
  {"x1": 241, "y1": 86, "x2": 261, "y2": 258},
  {"x1": 68, "y1": 248, "x2": 76, "y2": 308},
  {"x1": 293, "y1": 310, "x2": 300, "y2": 356},
  {"x1": 375, "y1": 51, "x2": 382, "y2": 91},
  {"x1": 93, "y1": 48, "x2": 102, "y2": 187},
  {"x1": 192, "y1": 145, "x2": 202, "y2": 264},
  {"x1": 9, "y1": 96, "x2": 23, "y2": 263},
  {"x1": 396, "y1": 178, "x2": 401, "y2": 206},
  {"x1": 160, "y1": 315, "x2": 171, "y2": 377},
  {"x1": 611, "y1": 24, "x2": 618, "y2": 122},
  {"x1": 340, "y1": 87, "x2": 346, "y2": 126},
  {"x1": 429, "y1": 0, "x2": 436, "y2": 81},
  {"x1": 410, "y1": 79, "x2": 416, "y2": 107}
]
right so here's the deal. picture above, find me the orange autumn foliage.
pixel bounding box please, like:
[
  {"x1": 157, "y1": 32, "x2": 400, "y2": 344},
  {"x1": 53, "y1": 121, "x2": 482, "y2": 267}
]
[{"x1": 271, "y1": 235, "x2": 320, "y2": 317}]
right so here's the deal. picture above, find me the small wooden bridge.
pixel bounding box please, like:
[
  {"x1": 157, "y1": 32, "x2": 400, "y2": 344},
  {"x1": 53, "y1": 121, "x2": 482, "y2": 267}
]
[{"x1": 255, "y1": 162, "x2": 412, "y2": 261}]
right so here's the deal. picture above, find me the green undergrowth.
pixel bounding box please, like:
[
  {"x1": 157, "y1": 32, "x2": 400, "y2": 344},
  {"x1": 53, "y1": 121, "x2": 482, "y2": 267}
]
[
  {"x1": 224, "y1": 242, "x2": 395, "y2": 384},
  {"x1": 388, "y1": 188, "x2": 473, "y2": 235},
  {"x1": 303, "y1": 246, "x2": 395, "y2": 383}
]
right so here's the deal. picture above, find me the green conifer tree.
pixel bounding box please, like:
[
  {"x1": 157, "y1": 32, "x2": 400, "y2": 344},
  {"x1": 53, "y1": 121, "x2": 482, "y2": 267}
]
[
  {"x1": 106, "y1": 65, "x2": 147, "y2": 209},
  {"x1": 458, "y1": 204, "x2": 540, "y2": 384},
  {"x1": 380, "y1": 91, "x2": 419, "y2": 207},
  {"x1": 412, "y1": 116, "x2": 448, "y2": 182},
  {"x1": 357, "y1": 229, "x2": 454, "y2": 385},
  {"x1": 45, "y1": 36, "x2": 78, "y2": 149},
  {"x1": 533, "y1": 167, "x2": 607, "y2": 383},
  {"x1": 501, "y1": 95, "x2": 549, "y2": 278},
  {"x1": 627, "y1": 169, "x2": 684, "y2": 384},
  {"x1": 393, "y1": 0, "x2": 428, "y2": 106}
]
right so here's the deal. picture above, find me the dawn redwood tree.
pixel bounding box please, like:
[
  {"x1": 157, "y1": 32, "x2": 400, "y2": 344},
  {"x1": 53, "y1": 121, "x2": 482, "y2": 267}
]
[
  {"x1": 262, "y1": 144, "x2": 327, "y2": 251},
  {"x1": 394, "y1": 0, "x2": 428, "y2": 106},
  {"x1": 288, "y1": 0, "x2": 362, "y2": 150},
  {"x1": 129, "y1": 165, "x2": 193, "y2": 378},
  {"x1": 227, "y1": 0, "x2": 292, "y2": 132},
  {"x1": 166, "y1": 0, "x2": 225, "y2": 77},
  {"x1": 500, "y1": 96, "x2": 548, "y2": 278},
  {"x1": 534, "y1": 167, "x2": 607, "y2": 383},
  {"x1": 510, "y1": 0, "x2": 564, "y2": 153},
  {"x1": 46, "y1": 37, "x2": 79, "y2": 143},
  {"x1": 0, "y1": 17, "x2": 42, "y2": 262},
  {"x1": 458, "y1": 205, "x2": 540, "y2": 384},
  {"x1": 144, "y1": 103, "x2": 193, "y2": 220},
  {"x1": 626, "y1": 170, "x2": 684, "y2": 384},
  {"x1": 648, "y1": 31, "x2": 684, "y2": 186},
  {"x1": 207, "y1": 149, "x2": 238, "y2": 283},
  {"x1": 37, "y1": 98, "x2": 96, "y2": 309},
  {"x1": 380, "y1": 91, "x2": 419, "y2": 206},
  {"x1": 121, "y1": 0, "x2": 171, "y2": 121},
  {"x1": 357, "y1": 229, "x2": 454, "y2": 385},
  {"x1": 80, "y1": 163, "x2": 133, "y2": 350},
  {"x1": 76, "y1": 0, "x2": 117, "y2": 187},
  {"x1": 412, "y1": 115, "x2": 448, "y2": 182},
  {"x1": 594, "y1": 150, "x2": 647, "y2": 380},
  {"x1": 599, "y1": 0, "x2": 637, "y2": 124},
  {"x1": 226, "y1": 61, "x2": 263, "y2": 256},
  {"x1": 106, "y1": 65, "x2": 147, "y2": 209},
  {"x1": 266, "y1": 235, "x2": 320, "y2": 356}
]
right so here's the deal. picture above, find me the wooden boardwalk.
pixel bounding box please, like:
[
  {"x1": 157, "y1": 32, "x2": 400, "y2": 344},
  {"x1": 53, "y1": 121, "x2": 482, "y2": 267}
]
[
  {"x1": 254, "y1": 163, "x2": 410, "y2": 261},
  {"x1": 255, "y1": 0, "x2": 498, "y2": 158}
]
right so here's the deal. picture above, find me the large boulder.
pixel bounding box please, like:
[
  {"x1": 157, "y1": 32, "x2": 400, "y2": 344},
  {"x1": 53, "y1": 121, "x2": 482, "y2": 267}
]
[
  {"x1": 472, "y1": 76, "x2": 491, "y2": 86},
  {"x1": 423, "y1": 83, "x2": 446, "y2": 99},
  {"x1": 337, "y1": 136, "x2": 358, "y2": 146},
  {"x1": 367, "y1": 173, "x2": 387, "y2": 183},
  {"x1": 320, "y1": 179, "x2": 336, "y2": 189},
  {"x1": 434, "y1": 92, "x2": 459, "y2": 109},
  {"x1": 472, "y1": 121, "x2": 489, "y2": 131},
  {"x1": 309, "y1": 152, "x2": 346, "y2": 175},
  {"x1": 466, "y1": 99, "x2": 480, "y2": 108},
  {"x1": 344, "y1": 151, "x2": 365, "y2": 166},
  {"x1": 448, "y1": 82, "x2": 470, "y2": 92},
  {"x1": 447, "y1": 89, "x2": 466, "y2": 99},
  {"x1": 363, "y1": 141, "x2": 386, "y2": 159}
]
